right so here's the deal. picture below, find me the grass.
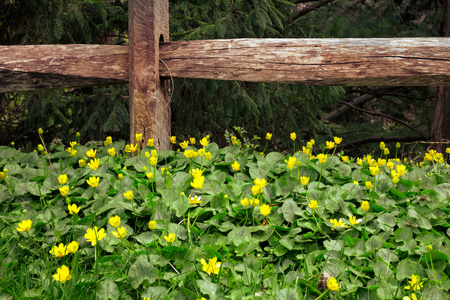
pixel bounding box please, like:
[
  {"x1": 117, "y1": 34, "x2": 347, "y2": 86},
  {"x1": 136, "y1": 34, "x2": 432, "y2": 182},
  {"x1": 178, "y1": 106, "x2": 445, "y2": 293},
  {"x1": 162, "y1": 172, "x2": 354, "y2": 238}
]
[{"x1": 0, "y1": 133, "x2": 449, "y2": 300}]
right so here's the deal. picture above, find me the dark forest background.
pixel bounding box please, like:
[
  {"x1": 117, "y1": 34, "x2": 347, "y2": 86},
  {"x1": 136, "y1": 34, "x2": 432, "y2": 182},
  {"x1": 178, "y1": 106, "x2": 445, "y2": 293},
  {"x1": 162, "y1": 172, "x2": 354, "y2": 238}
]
[{"x1": 1, "y1": 0, "x2": 448, "y2": 158}]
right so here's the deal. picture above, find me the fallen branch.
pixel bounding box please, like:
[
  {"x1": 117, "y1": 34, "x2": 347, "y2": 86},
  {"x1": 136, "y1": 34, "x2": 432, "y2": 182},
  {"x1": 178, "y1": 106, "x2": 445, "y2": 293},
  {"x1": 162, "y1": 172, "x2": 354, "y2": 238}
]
[{"x1": 322, "y1": 94, "x2": 376, "y2": 122}]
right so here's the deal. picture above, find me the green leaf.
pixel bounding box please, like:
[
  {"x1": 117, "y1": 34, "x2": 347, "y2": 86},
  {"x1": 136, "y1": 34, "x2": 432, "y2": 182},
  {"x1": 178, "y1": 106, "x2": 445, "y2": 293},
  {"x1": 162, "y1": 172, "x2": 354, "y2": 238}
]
[
  {"x1": 96, "y1": 280, "x2": 120, "y2": 300},
  {"x1": 421, "y1": 250, "x2": 449, "y2": 263},
  {"x1": 281, "y1": 199, "x2": 299, "y2": 222},
  {"x1": 128, "y1": 255, "x2": 157, "y2": 289},
  {"x1": 275, "y1": 288, "x2": 299, "y2": 300}
]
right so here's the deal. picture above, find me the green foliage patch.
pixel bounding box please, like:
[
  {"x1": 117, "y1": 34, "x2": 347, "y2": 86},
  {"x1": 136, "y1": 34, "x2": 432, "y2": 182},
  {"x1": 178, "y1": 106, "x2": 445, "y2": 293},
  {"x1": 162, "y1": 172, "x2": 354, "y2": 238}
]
[{"x1": 1, "y1": 133, "x2": 450, "y2": 299}]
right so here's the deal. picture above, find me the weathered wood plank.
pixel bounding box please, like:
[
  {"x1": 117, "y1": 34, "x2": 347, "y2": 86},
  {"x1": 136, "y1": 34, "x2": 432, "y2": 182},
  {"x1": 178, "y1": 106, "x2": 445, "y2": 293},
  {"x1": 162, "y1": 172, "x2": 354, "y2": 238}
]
[
  {"x1": 1, "y1": 38, "x2": 449, "y2": 93},
  {"x1": 129, "y1": 0, "x2": 171, "y2": 150},
  {"x1": 159, "y1": 38, "x2": 450, "y2": 86},
  {"x1": 0, "y1": 45, "x2": 128, "y2": 92}
]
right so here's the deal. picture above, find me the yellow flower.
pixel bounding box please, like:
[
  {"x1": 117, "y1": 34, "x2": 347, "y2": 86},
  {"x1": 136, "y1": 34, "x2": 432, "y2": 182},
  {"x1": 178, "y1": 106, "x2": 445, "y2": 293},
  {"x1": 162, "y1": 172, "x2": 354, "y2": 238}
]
[
  {"x1": 86, "y1": 176, "x2": 100, "y2": 188},
  {"x1": 254, "y1": 178, "x2": 268, "y2": 188},
  {"x1": 147, "y1": 138, "x2": 154, "y2": 147},
  {"x1": 361, "y1": 201, "x2": 370, "y2": 211},
  {"x1": 38, "y1": 128, "x2": 43, "y2": 134},
  {"x1": 327, "y1": 276, "x2": 339, "y2": 291},
  {"x1": 341, "y1": 156, "x2": 349, "y2": 163},
  {"x1": 379, "y1": 141, "x2": 385, "y2": 150},
  {"x1": 260, "y1": 204, "x2": 272, "y2": 216},
  {"x1": 49, "y1": 243, "x2": 68, "y2": 257},
  {"x1": 17, "y1": 219, "x2": 32, "y2": 232},
  {"x1": 197, "y1": 298, "x2": 207, "y2": 300},
  {"x1": 317, "y1": 153, "x2": 327, "y2": 163},
  {"x1": 290, "y1": 132, "x2": 297, "y2": 141},
  {"x1": 190, "y1": 137, "x2": 196, "y2": 144},
  {"x1": 184, "y1": 149, "x2": 195, "y2": 158},
  {"x1": 348, "y1": 215, "x2": 361, "y2": 225},
  {"x1": 200, "y1": 257, "x2": 221, "y2": 275},
  {"x1": 67, "y1": 241, "x2": 79, "y2": 254},
  {"x1": 170, "y1": 136, "x2": 177, "y2": 144},
  {"x1": 149, "y1": 156, "x2": 158, "y2": 166},
  {"x1": 326, "y1": 141, "x2": 335, "y2": 149},
  {"x1": 88, "y1": 158, "x2": 100, "y2": 170},
  {"x1": 396, "y1": 142, "x2": 401, "y2": 149},
  {"x1": 330, "y1": 219, "x2": 345, "y2": 228},
  {"x1": 384, "y1": 148, "x2": 390, "y2": 155},
  {"x1": 108, "y1": 147, "x2": 116, "y2": 157},
  {"x1": 164, "y1": 233, "x2": 175, "y2": 243},
  {"x1": 286, "y1": 156, "x2": 296, "y2": 170},
  {"x1": 86, "y1": 149, "x2": 96, "y2": 158},
  {"x1": 365, "y1": 181, "x2": 373, "y2": 190},
  {"x1": 356, "y1": 158, "x2": 362, "y2": 166},
  {"x1": 369, "y1": 166, "x2": 379, "y2": 176},
  {"x1": 68, "y1": 204, "x2": 80, "y2": 215},
  {"x1": 396, "y1": 165, "x2": 407, "y2": 177},
  {"x1": 200, "y1": 136, "x2": 210, "y2": 147},
  {"x1": 60, "y1": 186, "x2": 70, "y2": 197},
  {"x1": 104, "y1": 136, "x2": 112, "y2": 146},
  {"x1": 58, "y1": 174, "x2": 68, "y2": 185},
  {"x1": 66, "y1": 147, "x2": 73, "y2": 154},
  {"x1": 0, "y1": 172, "x2": 6, "y2": 180},
  {"x1": 136, "y1": 133, "x2": 143, "y2": 142},
  {"x1": 231, "y1": 161, "x2": 240, "y2": 171},
  {"x1": 353, "y1": 180, "x2": 358, "y2": 184},
  {"x1": 180, "y1": 141, "x2": 189, "y2": 149},
  {"x1": 240, "y1": 198, "x2": 249, "y2": 206},
  {"x1": 84, "y1": 226, "x2": 106, "y2": 246},
  {"x1": 300, "y1": 176, "x2": 310, "y2": 186},
  {"x1": 386, "y1": 161, "x2": 395, "y2": 170},
  {"x1": 148, "y1": 220, "x2": 157, "y2": 230},
  {"x1": 113, "y1": 226, "x2": 127, "y2": 239},
  {"x1": 109, "y1": 215, "x2": 121, "y2": 228},
  {"x1": 53, "y1": 265, "x2": 72, "y2": 284},
  {"x1": 308, "y1": 200, "x2": 318, "y2": 210},
  {"x1": 403, "y1": 293, "x2": 422, "y2": 300},
  {"x1": 189, "y1": 195, "x2": 202, "y2": 205},
  {"x1": 124, "y1": 190, "x2": 133, "y2": 200},
  {"x1": 266, "y1": 132, "x2": 272, "y2": 140},
  {"x1": 198, "y1": 149, "x2": 205, "y2": 156},
  {"x1": 191, "y1": 176, "x2": 205, "y2": 189},
  {"x1": 205, "y1": 152, "x2": 212, "y2": 160},
  {"x1": 334, "y1": 137, "x2": 343, "y2": 145},
  {"x1": 71, "y1": 149, "x2": 78, "y2": 157},
  {"x1": 118, "y1": 174, "x2": 123, "y2": 180},
  {"x1": 190, "y1": 168, "x2": 204, "y2": 178},
  {"x1": 249, "y1": 198, "x2": 259, "y2": 207},
  {"x1": 79, "y1": 159, "x2": 86, "y2": 167},
  {"x1": 38, "y1": 144, "x2": 44, "y2": 152},
  {"x1": 146, "y1": 172, "x2": 153, "y2": 179},
  {"x1": 404, "y1": 275, "x2": 424, "y2": 291},
  {"x1": 127, "y1": 144, "x2": 138, "y2": 153}
]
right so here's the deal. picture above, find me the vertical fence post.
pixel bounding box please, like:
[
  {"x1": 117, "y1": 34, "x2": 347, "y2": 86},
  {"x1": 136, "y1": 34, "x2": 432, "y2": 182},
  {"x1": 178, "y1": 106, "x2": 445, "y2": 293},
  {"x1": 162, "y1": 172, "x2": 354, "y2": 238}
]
[{"x1": 129, "y1": 0, "x2": 171, "y2": 150}]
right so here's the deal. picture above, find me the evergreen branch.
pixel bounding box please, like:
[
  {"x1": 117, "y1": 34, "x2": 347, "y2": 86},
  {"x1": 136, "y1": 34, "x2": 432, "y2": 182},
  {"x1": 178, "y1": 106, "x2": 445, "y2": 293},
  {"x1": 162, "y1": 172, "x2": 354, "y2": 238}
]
[{"x1": 291, "y1": 0, "x2": 338, "y2": 22}]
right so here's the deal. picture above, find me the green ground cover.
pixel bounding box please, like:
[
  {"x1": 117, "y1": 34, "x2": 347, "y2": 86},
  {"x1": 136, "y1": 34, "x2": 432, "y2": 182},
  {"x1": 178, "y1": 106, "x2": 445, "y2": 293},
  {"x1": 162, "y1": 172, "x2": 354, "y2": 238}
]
[{"x1": 0, "y1": 132, "x2": 450, "y2": 299}]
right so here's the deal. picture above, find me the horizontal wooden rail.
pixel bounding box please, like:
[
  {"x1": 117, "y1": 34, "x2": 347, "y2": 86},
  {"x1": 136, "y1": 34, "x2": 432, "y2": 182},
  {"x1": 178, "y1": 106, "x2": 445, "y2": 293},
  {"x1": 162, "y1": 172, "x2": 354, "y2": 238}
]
[
  {"x1": 1, "y1": 38, "x2": 450, "y2": 92},
  {"x1": 159, "y1": 38, "x2": 450, "y2": 86},
  {"x1": 0, "y1": 45, "x2": 129, "y2": 92}
]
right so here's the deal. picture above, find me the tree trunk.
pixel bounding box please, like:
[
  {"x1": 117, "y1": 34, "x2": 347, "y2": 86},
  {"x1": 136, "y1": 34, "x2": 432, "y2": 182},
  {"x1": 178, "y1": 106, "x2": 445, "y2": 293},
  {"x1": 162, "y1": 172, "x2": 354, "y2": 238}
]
[{"x1": 431, "y1": 0, "x2": 450, "y2": 152}]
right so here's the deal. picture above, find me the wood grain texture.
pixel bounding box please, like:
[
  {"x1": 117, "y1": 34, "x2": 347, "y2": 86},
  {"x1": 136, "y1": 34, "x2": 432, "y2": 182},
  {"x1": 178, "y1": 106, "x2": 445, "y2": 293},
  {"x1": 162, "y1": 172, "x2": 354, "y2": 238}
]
[
  {"x1": 0, "y1": 45, "x2": 128, "y2": 92},
  {"x1": 129, "y1": 0, "x2": 170, "y2": 150},
  {"x1": 159, "y1": 38, "x2": 450, "y2": 86}
]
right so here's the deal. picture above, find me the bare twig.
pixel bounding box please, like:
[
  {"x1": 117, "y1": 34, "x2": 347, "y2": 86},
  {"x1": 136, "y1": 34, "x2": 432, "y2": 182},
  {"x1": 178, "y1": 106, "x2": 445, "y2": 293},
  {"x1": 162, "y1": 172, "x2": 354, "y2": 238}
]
[{"x1": 337, "y1": 100, "x2": 429, "y2": 139}]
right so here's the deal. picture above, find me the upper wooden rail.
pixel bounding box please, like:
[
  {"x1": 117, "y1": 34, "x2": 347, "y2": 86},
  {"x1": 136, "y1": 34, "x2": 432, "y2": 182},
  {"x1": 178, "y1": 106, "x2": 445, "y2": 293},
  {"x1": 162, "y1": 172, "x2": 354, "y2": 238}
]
[{"x1": 1, "y1": 37, "x2": 449, "y2": 93}]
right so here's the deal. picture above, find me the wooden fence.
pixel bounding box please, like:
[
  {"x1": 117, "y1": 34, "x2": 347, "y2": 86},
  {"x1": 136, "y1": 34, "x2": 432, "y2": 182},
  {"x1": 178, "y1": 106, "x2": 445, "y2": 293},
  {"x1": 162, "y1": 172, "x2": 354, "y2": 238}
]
[{"x1": 1, "y1": 0, "x2": 449, "y2": 149}]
